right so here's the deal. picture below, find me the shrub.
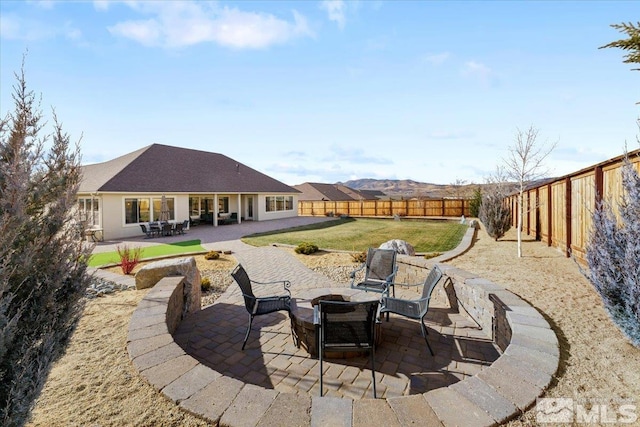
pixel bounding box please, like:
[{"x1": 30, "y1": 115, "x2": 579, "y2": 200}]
[
  {"x1": 0, "y1": 62, "x2": 91, "y2": 425},
  {"x1": 117, "y1": 245, "x2": 142, "y2": 275},
  {"x1": 350, "y1": 251, "x2": 367, "y2": 263},
  {"x1": 469, "y1": 187, "x2": 482, "y2": 217},
  {"x1": 584, "y1": 159, "x2": 640, "y2": 348},
  {"x1": 201, "y1": 277, "x2": 212, "y2": 292},
  {"x1": 295, "y1": 242, "x2": 319, "y2": 255},
  {"x1": 479, "y1": 193, "x2": 512, "y2": 241},
  {"x1": 204, "y1": 250, "x2": 220, "y2": 260},
  {"x1": 424, "y1": 252, "x2": 442, "y2": 260}
]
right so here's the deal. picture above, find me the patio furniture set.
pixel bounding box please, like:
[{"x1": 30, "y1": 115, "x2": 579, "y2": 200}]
[
  {"x1": 140, "y1": 220, "x2": 189, "y2": 238},
  {"x1": 230, "y1": 248, "x2": 446, "y2": 398}
]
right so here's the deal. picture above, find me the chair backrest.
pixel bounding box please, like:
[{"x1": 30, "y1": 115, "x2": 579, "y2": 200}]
[
  {"x1": 231, "y1": 264, "x2": 256, "y2": 312},
  {"x1": 175, "y1": 222, "x2": 183, "y2": 232},
  {"x1": 421, "y1": 265, "x2": 444, "y2": 300},
  {"x1": 162, "y1": 222, "x2": 172, "y2": 232},
  {"x1": 365, "y1": 248, "x2": 397, "y2": 282},
  {"x1": 318, "y1": 300, "x2": 379, "y2": 348},
  {"x1": 182, "y1": 219, "x2": 189, "y2": 228},
  {"x1": 140, "y1": 224, "x2": 148, "y2": 233}
]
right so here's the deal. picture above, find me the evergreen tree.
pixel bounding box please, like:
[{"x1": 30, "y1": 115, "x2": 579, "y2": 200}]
[{"x1": 0, "y1": 61, "x2": 91, "y2": 426}]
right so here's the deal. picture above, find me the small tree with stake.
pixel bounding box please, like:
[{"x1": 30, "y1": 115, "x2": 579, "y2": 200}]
[{"x1": 504, "y1": 126, "x2": 556, "y2": 257}]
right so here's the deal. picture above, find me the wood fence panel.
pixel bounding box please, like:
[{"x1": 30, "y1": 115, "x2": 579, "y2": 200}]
[
  {"x1": 391, "y1": 200, "x2": 408, "y2": 216},
  {"x1": 570, "y1": 172, "x2": 595, "y2": 260},
  {"x1": 444, "y1": 199, "x2": 463, "y2": 217},
  {"x1": 528, "y1": 189, "x2": 538, "y2": 238},
  {"x1": 425, "y1": 200, "x2": 444, "y2": 216},
  {"x1": 603, "y1": 156, "x2": 640, "y2": 218},
  {"x1": 538, "y1": 186, "x2": 549, "y2": 243},
  {"x1": 550, "y1": 181, "x2": 567, "y2": 250}
]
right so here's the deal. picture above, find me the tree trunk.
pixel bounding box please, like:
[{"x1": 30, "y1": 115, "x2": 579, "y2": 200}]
[{"x1": 517, "y1": 190, "x2": 523, "y2": 257}]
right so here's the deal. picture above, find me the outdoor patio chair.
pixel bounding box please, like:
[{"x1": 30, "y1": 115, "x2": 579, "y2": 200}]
[
  {"x1": 231, "y1": 264, "x2": 292, "y2": 350},
  {"x1": 315, "y1": 300, "x2": 380, "y2": 398},
  {"x1": 161, "y1": 222, "x2": 173, "y2": 237},
  {"x1": 379, "y1": 265, "x2": 444, "y2": 356},
  {"x1": 173, "y1": 222, "x2": 184, "y2": 235},
  {"x1": 140, "y1": 224, "x2": 155, "y2": 238},
  {"x1": 350, "y1": 247, "x2": 398, "y2": 298}
]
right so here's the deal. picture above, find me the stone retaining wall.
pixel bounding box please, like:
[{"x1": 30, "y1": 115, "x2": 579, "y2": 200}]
[{"x1": 127, "y1": 261, "x2": 559, "y2": 426}]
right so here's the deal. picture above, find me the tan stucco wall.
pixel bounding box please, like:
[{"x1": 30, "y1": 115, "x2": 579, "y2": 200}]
[{"x1": 78, "y1": 192, "x2": 298, "y2": 240}]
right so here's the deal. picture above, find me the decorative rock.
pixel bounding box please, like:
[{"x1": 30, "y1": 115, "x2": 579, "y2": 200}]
[
  {"x1": 379, "y1": 239, "x2": 416, "y2": 256},
  {"x1": 135, "y1": 257, "x2": 201, "y2": 314},
  {"x1": 468, "y1": 219, "x2": 480, "y2": 229}
]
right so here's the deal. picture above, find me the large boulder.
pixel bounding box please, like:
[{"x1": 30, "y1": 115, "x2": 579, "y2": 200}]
[
  {"x1": 379, "y1": 239, "x2": 416, "y2": 256},
  {"x1": 135, "y1": 257, "x2": 201, "y2": 314}
]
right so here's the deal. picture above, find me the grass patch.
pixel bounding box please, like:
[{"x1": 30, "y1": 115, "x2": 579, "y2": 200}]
[
  {"x1": 242, "y1": 218, "x2": 467, "y2": 253},
  {"x1": 88, "y1": 239, "x2": 206, "y2": 267}
]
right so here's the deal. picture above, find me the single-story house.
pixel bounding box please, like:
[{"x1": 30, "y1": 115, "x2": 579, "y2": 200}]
[
  {"x1": 293, "y1": 182, "x2": 385, "y2": 201},
  {"x1": 78, "y1": 144, "x2": 301, "y2": 240}
]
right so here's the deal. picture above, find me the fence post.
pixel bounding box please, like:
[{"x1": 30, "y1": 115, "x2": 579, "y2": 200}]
[
  {"x1": 565, "y1": 177, "x2": 572, "y2": 257},
  {"x1": 595, "y1": 165, "x2": 603, "y2": 205},
  {"x1": 547, "y1": 184, "x2": 552, "y2": 246}
]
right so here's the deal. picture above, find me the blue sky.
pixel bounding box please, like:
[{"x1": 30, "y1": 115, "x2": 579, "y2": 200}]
[{"x1": 1, "y1": 1, "x2": 638, "y2": 186}]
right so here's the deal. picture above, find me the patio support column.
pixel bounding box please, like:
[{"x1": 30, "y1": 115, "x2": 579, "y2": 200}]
[
  {"x1": 214, "y1": 194, "x2": 219, "y2": 227},
  {"x1": 236, "y1": 193, "x2": 242, "y2": 224}
]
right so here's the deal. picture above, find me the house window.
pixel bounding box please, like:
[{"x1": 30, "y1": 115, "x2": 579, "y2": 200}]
[
  {"x1": 152, "y1": 197, "x2": 175, "y2": 221},
  {"x1": 77, "y1": 198, "x2": 101, "y2": 226},
  {"x1": 125, "y1": 198, "x2": 150, "y2": 224},
  {"x1": 218, "y1": 196, "x2": 229, "y2": 213},
  {"x1": 266, "y1": 196, "x2": 293, "y2": 212}
]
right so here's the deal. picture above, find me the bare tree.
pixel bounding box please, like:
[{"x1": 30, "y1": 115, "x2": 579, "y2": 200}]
[{"x1": 504, "y1": 126, "x2": 557, "y2": 257}]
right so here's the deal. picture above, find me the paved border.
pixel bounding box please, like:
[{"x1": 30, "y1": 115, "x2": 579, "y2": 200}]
[{"x1": 123, "y1": 223, "x2": 559, "y2": 426}]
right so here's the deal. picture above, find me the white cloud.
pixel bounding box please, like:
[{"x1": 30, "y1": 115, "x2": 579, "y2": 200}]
[
  {"x1": 461, "y1": 60, "x2": 496, "y2": 87},
  {"x1": 107, "y1": 3, "x2": 314, "y2": 49},
  {"x1": 93, "y1": 1, "x2": 111, "y2": 11},
  {"x1": 320, "y1": 0, "x2": 346, "y2": 29},
  {"x1": 423, "y1": 52, "x2": 450, "y2": 66}
]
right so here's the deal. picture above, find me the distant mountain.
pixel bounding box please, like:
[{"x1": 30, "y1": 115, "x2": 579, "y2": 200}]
[{"x1": 337, "y1": 179, "x2": 481, "y2": 199}]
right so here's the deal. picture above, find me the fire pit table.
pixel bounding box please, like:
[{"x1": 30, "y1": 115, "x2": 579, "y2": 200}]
[{"x1": 290, "y1": 287, "x2": 381, "y2": 358}]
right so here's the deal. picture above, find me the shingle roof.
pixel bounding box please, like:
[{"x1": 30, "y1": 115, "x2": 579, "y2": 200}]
[
  {"x1": 292, "y1": 182, "x2": 382, "y2": 201},
  {"x1": 80, "y1": 144, "x2": 299, "y2": 194}
]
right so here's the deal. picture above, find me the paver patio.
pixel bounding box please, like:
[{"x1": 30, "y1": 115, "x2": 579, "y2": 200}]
[{"x1": 172, "y1": 246, "x2": 500, "y2": 400}]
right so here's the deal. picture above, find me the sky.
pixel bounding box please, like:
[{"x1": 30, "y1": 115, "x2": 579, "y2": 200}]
[{"x1": 1, "y1": 1, "x2": 639, "y2": 186}]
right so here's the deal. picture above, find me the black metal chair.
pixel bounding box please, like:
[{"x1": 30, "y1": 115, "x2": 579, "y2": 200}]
[
  {"x1": 349, "y1": 248, "x2": 398, "y2": 298},
  {"x1": 140, "y1": 224, "x2": 154, "y2": 238},
  {"x1": 314, "y1": 300, "x2": 380, "y2": 398},
  {"x1": 231, "y1": 264, "x2": 292, "y2": 350},
  {"x1": 173, "y1": 222, "x2": 184, "y2": 235},
  {"x1": 379, "y1": 265, "x2": 444, "y2": 356}
]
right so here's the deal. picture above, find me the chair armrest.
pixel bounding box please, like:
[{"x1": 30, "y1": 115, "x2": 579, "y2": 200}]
[
  {"x1": 250, "y1": 279, "x2": 292, "y2": 296},
  {"x1": 384, "y1": 265, "x2": 399, "y2": 283}
]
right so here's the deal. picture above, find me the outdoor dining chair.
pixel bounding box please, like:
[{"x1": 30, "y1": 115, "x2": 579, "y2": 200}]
[
  {"x1": 140, "y1": 224, "x2": 156, "y2": 238},
  {"x1": 379, "y1": 265, "x2": 444, "y2": 356},
  {"x1": 349, "y1": 248, "x2": 398, "y2": 298},
  {"x1": 230, "y1": 264, "x2": 292, "y2": 350},
  {"x1": 315, "y1": 300, "x2": 380, "y2": 398}
]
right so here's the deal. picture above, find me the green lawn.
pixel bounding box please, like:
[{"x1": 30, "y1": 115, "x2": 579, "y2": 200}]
[
  {"x1": 241, "y1": 218, "x2": 467, "y2": 253},
  {"x1": 88, "y1": 239, "x2": 206, "y2": 267}
]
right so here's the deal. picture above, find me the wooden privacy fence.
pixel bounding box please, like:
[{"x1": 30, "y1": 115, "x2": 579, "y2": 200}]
[
  {"x1": 298, "y1": 199, "x2": 471, "y2": 218},
  {"x1": 506, "y1": 149, "x2": 640, "y2": 263}
]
